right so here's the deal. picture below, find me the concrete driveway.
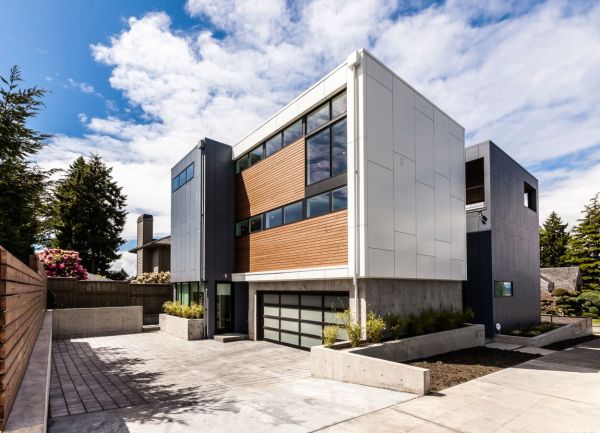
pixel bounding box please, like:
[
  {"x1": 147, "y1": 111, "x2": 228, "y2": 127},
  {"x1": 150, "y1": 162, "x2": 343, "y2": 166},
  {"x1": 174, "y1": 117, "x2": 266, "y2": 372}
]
[
  {"x1": 48, "y1": 332, "x2": 415, "y2": 433},
  {"x1": 319, "y1": 337, "x2": 600, "y2": 433}
]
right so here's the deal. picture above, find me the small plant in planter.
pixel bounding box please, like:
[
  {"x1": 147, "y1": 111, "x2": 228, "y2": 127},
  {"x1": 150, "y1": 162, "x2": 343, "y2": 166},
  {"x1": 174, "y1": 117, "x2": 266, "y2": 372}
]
[
  {"x1": 322, "y1": 325, "x2": 339, "y2": 348},
  {"x1": 162, "y1": 301, "x2": 204, "y2": 319},
  {"x1": 336, "y1": 309, "x2": 362, "y2": 348},
  {"x1": 366, "y1": 311, "x2": 385, "y2": 343}
]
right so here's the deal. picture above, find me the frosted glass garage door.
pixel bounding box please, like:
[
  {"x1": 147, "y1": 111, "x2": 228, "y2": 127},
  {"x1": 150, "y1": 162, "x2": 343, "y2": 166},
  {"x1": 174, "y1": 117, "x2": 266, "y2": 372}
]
[{"x1": 261, "y1": 292, "x2": 349, "y2": 350}]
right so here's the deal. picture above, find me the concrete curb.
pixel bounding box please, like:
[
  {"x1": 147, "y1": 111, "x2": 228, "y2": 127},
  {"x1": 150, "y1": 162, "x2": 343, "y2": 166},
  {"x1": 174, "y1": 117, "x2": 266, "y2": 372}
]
[
  {"x1": 159, "y1": 314, "x2": 204, "y2": 340},
  {"x1": 4, "y1": 311, "x2": 52, "y2": 433}
]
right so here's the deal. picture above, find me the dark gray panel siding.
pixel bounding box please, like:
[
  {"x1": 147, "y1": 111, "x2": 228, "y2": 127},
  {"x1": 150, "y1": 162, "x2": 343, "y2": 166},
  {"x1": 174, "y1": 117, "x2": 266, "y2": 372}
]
[
  {"x1": 489, "y1": 143, "x2": 540, "y2": 331},
  {"x1": 463, "y1": 231, "x2": 493, "y2": 336}
]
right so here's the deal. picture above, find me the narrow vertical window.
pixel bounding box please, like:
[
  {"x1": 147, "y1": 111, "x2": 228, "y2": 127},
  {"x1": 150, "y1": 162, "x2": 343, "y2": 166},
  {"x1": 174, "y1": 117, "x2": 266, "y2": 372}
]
[
  {"x1": 307, "y1": 128, "x2": 331, "y2": 184},
  {"x1": 331, "y1": 118, "x2": 347, "y2": 176}
]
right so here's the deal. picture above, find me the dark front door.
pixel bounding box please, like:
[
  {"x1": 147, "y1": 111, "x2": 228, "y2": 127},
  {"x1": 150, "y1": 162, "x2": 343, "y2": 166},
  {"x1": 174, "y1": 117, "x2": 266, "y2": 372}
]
[{"x1": 215, "y1": 283, "x2": 233, "y2": 333}]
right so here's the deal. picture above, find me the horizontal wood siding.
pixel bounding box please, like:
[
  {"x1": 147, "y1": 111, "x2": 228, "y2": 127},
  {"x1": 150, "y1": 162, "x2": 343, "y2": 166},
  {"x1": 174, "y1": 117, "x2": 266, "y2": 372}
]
[
  {"x1": 235, "y1": 210, "x2": 348, "y2": 273},
  {"x1": 235, "y1": 138, "x2": 305, "y2": 220},
  {"x1": 0, "y1": 246, "x2": 47, "y2": 428}
]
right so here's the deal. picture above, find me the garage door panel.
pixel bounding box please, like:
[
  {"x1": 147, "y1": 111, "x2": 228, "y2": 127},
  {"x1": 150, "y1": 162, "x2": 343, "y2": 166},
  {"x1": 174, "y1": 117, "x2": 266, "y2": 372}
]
[{"x1": 261, "y1": 291, "x2": 349, "y2": 350}]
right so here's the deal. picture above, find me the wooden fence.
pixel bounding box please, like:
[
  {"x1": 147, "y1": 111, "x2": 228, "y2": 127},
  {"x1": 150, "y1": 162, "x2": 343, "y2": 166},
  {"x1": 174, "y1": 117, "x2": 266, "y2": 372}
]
[
  {"x1": 48, "y1": 278, "x2": 171, "y2": 320},
  {"x1": 0, "y1": 246, "x2": 47, "y2": 429}
]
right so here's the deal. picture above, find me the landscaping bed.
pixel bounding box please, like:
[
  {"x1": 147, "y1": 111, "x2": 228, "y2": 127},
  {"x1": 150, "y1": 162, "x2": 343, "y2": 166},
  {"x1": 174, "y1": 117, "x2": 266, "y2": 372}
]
[{"x1": 408, "y1": 347, "x2": 540, "y2": 392}]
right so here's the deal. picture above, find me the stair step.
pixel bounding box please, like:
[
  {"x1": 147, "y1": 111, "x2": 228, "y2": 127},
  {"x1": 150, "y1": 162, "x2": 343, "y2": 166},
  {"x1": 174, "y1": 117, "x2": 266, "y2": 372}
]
[
  {"x1": 142, "y1": 324, "x2": 160, "y2": 332},
  {"x1": 214, "y1": 333, "x2": 248, "y2": 343}
]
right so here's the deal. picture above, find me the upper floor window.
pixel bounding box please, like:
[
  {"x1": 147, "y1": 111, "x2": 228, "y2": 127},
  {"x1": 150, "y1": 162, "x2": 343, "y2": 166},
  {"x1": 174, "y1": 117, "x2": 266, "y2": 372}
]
[
  {"x1": 172, "y1": 162, "x2": 194, "y2": 192},
  {"x1": 524, "y1": 182, "x2": 537, "y2": 211},
  {"x1": 465, "y1": 158, "x2": 484, "y2": 208},
  {"x1": 307, "y1": 117, "x2": 347, "y2": 185},
  {"x1": 234, "y1": 90, "x2": 347, "y2": 175}
]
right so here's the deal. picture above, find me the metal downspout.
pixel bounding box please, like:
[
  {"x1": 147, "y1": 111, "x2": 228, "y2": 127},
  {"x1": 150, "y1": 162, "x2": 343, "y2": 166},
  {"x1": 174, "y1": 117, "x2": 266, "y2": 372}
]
[{"x1": 349, "y1": 54, "x2": 361, "y2": 326}]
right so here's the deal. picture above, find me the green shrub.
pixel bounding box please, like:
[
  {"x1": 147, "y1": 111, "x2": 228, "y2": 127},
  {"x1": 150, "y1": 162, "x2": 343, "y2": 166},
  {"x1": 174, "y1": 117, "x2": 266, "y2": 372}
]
[
  {"x1": 336, "y1": 309, "x2": 363, "y2": 348},
  {"x1": 383, "y1": 313, "x2": 406, "y2": 340},
  {"x1": 162, "y1": 300, "x2": 203, "y2": 319},
  {"x1": 588, "y1": 306, "x2": 599, "y2": 315},
  {"x1": 366, "y1": 311, "x2": 385, "y2": 343},
  {"x1": 322, "y1": 325, "x2": 339, "y2": 348},
  {"x1": 462, "y1": 307, "x2": 475, "y2": 323},
  {"x1": 406, "y1": 314, "x2": 423, "y2": 336},
  {"x1": 552, "y1": 288, "x2": 568, "y2": 297}
]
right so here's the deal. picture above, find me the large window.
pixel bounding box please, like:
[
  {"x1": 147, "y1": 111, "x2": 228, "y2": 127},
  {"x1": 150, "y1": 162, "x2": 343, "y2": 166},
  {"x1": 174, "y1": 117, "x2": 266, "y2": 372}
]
[
  {"x1": 235, "y1": 186, "x2": 347, "y2": 237},
  {"x1": 234, "y1": 90, "x2": 346, "y2": 175},
  {"x1": 172, "y1": 162, "x2": 194, "y2": 192},
  {"x1": 465, "y1": 158, "x2": 484, "y2": 207},
  {"x1": 494, "y1": 281, "x2": 513, "y2": 297},
  {"x1": 173, "y1": 282, "x2": 204, "y2": 306}
]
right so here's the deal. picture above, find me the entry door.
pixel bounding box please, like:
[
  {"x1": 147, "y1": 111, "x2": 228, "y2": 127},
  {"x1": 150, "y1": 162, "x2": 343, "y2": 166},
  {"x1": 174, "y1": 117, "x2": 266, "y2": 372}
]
[
  {"x1": 215, "y1": 283, "x2": 233, "y2": 333},
  {"x1": 261, "y1": 292, "x2": 348, "y2": 350}
]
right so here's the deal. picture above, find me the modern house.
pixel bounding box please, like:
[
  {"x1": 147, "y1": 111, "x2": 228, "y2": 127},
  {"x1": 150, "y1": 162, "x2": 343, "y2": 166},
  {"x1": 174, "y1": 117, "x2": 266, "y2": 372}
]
[
  {"x1": 171, "y1": 49, "x2": 467, "y2": 348},
  {"x1": 128, "y1": 214, "x2": 171, "y2": 276},
  {"x1": 462, "y1": 140, "x2": 540, "y2": 336}
]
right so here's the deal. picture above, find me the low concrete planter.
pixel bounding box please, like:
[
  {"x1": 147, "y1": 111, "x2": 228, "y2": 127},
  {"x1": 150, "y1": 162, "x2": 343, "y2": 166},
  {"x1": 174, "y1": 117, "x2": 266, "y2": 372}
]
[
  {"x1": 311, "y1": 324, "x2": 485, "y2": 395},
  {"x1": 159, "y1": 314, "x2": 204, "y2": 340},
  {"x1": 494, "y1": 317, "x2": 592, "y2": 348},
  {"x1": 52, "y1": 306, "x2": 143, "y2": 339}
]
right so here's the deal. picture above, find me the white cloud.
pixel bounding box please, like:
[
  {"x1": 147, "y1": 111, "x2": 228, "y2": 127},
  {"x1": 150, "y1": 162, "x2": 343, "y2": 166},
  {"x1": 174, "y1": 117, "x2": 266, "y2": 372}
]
[
  {"x1": 110, "y1": 251, "x2": 137, "y2": 276},
  {"x1": 37, "y1": 0, "x2": 600, "y2": 270},
  {"x1": 67, "y1": 78, "x2": 95, "y2": 94}
]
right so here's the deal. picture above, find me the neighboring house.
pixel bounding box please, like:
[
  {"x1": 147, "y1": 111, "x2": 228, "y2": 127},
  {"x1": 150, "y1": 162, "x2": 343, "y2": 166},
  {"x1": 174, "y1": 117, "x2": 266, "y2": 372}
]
[
  {"x1": 462, "y1": 141, "x2": 540, "y2": 336},
  {"x1": 128, "y1": 214, "x2": 171, "y2": 276},
  {"x1": 540, "y1": 266, "x2": 582, "y2": 293},
  {"x1": 171, "y1": 49, "x2": 468, "y2": 346}
]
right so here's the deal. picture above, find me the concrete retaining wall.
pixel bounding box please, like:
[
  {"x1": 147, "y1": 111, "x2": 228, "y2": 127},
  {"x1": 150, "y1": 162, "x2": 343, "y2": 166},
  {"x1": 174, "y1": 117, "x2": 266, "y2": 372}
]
[
  {"x1": 311, "y1": 345, "x2": 430, "y2": 395},
  {"x1": 159, "y1": 314, "x2": 204, "y2": 340},
  {"x1": 311, "y1": 324, "x2": 485, "y2": 395},
  {"x1": 52, "y1": 306, "x2": 143, "y2": 339},
  {"x1": 353, "y1": 324, "x2": 485, "y2": 362},
  {"x1": 495, "y1": 317, "x2": 592, "y2": 347}
]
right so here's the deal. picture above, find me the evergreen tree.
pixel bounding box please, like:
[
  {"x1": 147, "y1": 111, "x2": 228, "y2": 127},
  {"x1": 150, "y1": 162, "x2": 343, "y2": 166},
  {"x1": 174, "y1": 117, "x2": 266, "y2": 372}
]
[
  {"x1": 566, "y1": 193, "x2": 600, "y2": 290},
  {"x1": 539, "y1": 211, "x2": 570, "y2": 267},
  {"x1": 52, "y1": 155, "x2": 127, "y2": 274},
  {"x1": 0, "y1": 66, "x2": 52, "y2": 262}
]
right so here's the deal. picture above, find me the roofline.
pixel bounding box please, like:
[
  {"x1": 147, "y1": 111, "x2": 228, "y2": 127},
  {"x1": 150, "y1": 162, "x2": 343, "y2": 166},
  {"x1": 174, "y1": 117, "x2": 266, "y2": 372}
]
[
  {"x1": 128, "y1": 235, "x2": 171, "y2": 253},
  {"x1": 466, "y1": 140, "x2": 539, "y2": 182}
]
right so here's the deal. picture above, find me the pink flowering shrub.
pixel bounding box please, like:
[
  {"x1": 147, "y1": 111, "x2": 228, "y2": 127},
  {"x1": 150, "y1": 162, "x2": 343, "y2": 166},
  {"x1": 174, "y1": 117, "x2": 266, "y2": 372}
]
[{"x1": 38, "y1": 248, "x2": 88, "y2": 280}]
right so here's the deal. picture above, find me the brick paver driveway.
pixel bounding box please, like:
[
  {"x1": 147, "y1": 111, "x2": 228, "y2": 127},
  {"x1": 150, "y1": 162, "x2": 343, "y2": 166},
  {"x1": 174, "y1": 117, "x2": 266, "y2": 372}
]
[{"x1": 48, "y1": 331, "x2": 414, "y2": 433}]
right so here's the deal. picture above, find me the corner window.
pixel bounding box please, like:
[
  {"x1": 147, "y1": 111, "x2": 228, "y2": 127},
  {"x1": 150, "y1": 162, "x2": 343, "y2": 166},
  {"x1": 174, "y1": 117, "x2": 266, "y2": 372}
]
[
  {"x1": 249, "y1": 146, "x2": 264, "y2": 165},
  {"x1": 235, "y1": 155, "x2": 249, "y2": 174},
  {"x1": 265, "y1": 134, "x2": 282, "y2": 157},
  {"x1": 306, "y1": 102, "x2": 330, "y2": 134},
  {"x1": 331, "y1": 92, "x2": 347, "y2": 119},
  {"x1": 235, "y1": 220, "x2": 249, "y2": 237},
  {"x1": 524, "y1": 182, "x2": 537, "y2": 211},
  {"x1": 331, "y1": 186, "x2": 348, "y2": 211},
  {"x1": 186, "y1": 164, "x2": 194, "y2": 181},
  {"x1": 466, "y1": 158, "x2": 485, "y2": 207},
  {"x1": 494, "y1": 281, "x2": 513, "y2": 297},
  {"x1": 265, "y1": 208, "x2": 282, "y2": 229},
  {"x1": 307, "y1": 128, "x2": 331, "y2": 184},
  {"x1": 250, "y1": 215, "x2": 262, "y2": 233},
  {"x1": 331, "y1": 118, "x2": 347, "y2": 176},
  {"x1": 283, "y1": 201, "x2": 303, "y2": 224},
  {"x1": 172, "y1": 176, "x2": 180, "y2": 192},
  {"x1": 283, "y1": 119, "x2": 303, "y2": 146},
  {"x1": 307, "y1": 192, "x2": 330, "y2": 218}
]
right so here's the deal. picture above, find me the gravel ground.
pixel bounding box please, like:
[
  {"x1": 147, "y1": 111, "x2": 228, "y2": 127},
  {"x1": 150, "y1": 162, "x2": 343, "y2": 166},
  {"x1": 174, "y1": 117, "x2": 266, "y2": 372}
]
[{"x1": 408, "y1": 347, "x2": 540, "y2": 392}]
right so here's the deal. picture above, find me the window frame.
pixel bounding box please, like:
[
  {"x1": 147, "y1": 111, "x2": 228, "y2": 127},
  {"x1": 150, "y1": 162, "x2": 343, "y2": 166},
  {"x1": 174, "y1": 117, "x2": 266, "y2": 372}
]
[
  {"x1": 494, "y1": 281, "x2": 513, "y2": 297},
  {"x1": 233, "y1": 90, "x2": 346, "y2": 176},
  {"x1": 172, "y1": 162, "x2": 195, "y2": 192}
]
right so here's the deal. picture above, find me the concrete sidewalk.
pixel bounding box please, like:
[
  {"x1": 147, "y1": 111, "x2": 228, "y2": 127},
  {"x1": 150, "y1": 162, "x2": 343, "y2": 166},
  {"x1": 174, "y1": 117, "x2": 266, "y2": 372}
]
[{"x1": 319, "y1": 337, "x2": 600, "y2": 433}]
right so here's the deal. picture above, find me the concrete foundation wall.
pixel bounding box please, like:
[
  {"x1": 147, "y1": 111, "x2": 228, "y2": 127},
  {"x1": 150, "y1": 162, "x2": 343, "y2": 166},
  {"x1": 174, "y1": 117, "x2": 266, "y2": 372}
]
[
  {"x1": 354, "y1": 324, "x2": 485, "y2": 362},
  {"x1": 359, "y1": 278, "x2": 463, "y2": 321},
  {"x1": 159, "y1": 314, "x2": 204, "y2": 340},
  {"x1": 52, "y1": 307, "x2": 142, "y2": 339},
  {"x1": 311, "y1": 345, "x2": 430, "y2": 395}
]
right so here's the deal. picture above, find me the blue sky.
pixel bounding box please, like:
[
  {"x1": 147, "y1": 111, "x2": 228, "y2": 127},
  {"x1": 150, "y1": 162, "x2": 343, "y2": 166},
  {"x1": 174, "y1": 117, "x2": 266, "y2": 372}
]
[{"x1": 1, "y1": 0, "x2": 599, "y2": 273}]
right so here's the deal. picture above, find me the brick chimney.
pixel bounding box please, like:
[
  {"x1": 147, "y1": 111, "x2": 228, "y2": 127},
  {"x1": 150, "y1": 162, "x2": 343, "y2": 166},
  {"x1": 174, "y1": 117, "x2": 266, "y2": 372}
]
[{"x1": 136, "y1": 214, "x2": 153, "y2": 275}]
